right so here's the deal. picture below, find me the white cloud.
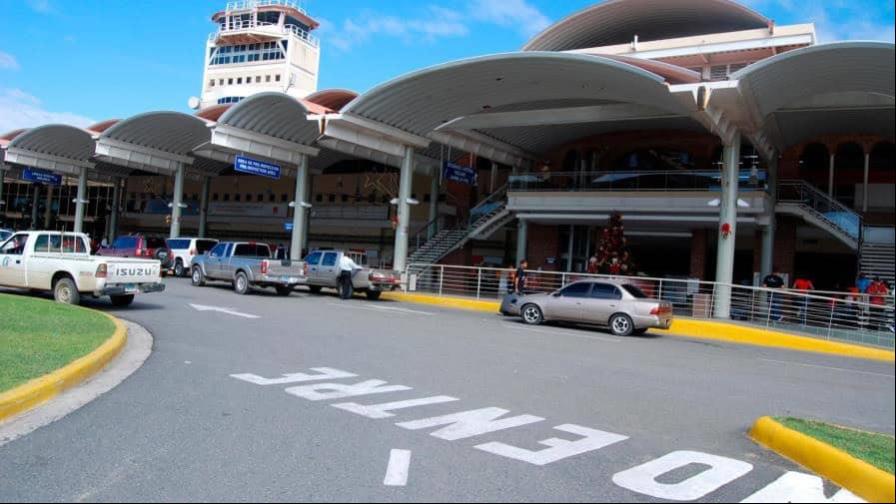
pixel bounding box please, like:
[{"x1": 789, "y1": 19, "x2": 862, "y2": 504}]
[
  {"x1": 26, "y1": 0, "x2": 54, "y2": 14},
  {"x1": 0, "y1": 51, "x2": 19, "y2": 70},
  {"x1": 468, "y1": 0, "x2": 552, "y2": 37},
  {"x1": 0, "y1": 88, "x2": 94, "y2": 133},
  {"x1": 742, "y1": 0, "x2": 895, "y2": 42}
]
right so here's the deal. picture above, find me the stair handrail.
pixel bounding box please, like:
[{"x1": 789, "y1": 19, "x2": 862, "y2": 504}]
[
  {"x1": 778, "y1": 180, "x2": 863, "y2": 240},
  {"x1": 467, "y1": 183, "x2": 509, "y2": 227}
]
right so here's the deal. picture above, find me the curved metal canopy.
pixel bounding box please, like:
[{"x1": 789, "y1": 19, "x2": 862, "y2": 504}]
[
  {"x1": 217, "y1": 92, "x2": 319, "y2": 145},
  {"x1": 3, "y1": 124, "x2": 95, "y2": 175},
  {"x1": 523, "y1": 0, "x2": 769, "y2": 52},
  {"x1": 341, "y1": 52, "x2": 690, "y2": 138},
  {"x1": 101, "y1": 111, "x2": 211, "y2": 156}
]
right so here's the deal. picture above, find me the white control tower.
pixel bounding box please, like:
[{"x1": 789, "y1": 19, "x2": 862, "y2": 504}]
[{"x1": 199, "y1": 0, "x2": 321, "y2": 109}]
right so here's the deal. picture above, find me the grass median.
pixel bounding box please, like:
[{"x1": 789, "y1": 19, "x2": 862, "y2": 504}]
[
  {"x1": 775, "y1": 417, "x2": 895, "y2": 474},
  {"x1": 0, "y1": 293, "x2": 116, "y2": 393}
]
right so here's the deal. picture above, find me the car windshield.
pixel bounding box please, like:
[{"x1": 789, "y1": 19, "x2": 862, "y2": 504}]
[{"x1": 622, "y1": 284, "x2": 649, "y2": 299}]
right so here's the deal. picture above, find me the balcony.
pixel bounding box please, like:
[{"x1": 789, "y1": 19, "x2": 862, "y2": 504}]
[{"x1": 209, "y1": 19, "x2": 318, "y2": 47}]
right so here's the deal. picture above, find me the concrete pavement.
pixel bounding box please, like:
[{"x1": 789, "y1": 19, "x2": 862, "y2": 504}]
[{"x1": 0, "y1": 279, "x2": 892, "y2": 502}]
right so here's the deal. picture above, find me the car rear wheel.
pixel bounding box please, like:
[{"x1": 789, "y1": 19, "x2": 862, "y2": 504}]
[
  {"x1": 110, "y1": 295, "x2": 135, "y2": 307},
  {"x1": 191, "y1": 267, "x2": 205, "y2": 287},
  {"x1": 234, "y1": 272, "x2": 250, "y2": 295},
  {"x1": 174, "y1": 260, "x2": 185, "y2": 277},
  {"x1": 53, "y1": 277, "x2": 80, "y2": 305},
  {"x1": 275, "y1": 286, "x2": 292, "y2": 297},
  {"x1": 521, "y1": 304, "x2": 544, "y2": 325},
  {"x1": 366, "y1": 290, "x2": 381, "y2": 301},
  {"x1": 609, "y1": 313, "x2": 635, "y2": 337}
]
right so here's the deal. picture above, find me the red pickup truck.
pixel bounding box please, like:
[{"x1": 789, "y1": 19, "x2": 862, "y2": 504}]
[{"x1": 97, "y1": 234, "x2": 174, "y2": 273}]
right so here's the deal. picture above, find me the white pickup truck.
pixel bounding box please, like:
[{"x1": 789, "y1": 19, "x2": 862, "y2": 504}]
[{"x1": 0, "y1": 231, "x2": 165, "y2": 306}]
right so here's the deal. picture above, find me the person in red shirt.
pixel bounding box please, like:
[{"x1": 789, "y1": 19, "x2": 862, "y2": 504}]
[
  {"x1": 866, "y1": 277, "x2": 891, "y2": 331},
  {"x1": 792, "y1": 277, "x2": 815, "y2": 325}
]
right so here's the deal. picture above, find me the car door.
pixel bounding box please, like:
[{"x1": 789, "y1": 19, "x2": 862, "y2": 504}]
[
  {"x1": 584, "y1": 282, "x2": 624, "y2": 325},
  {"x1": 545, "y1": 282, "x2": 593, "y2": 322},
  {"x1": 319, "y1": 252, "x2": 339, "y2": 286},
  {"x1": 303, "y1": 251, "x2": 323, "y2": 283},
  {"x1": 205, "y1": 243, "x2": 228, "y2": 279},
  {"x1": 0, "y1": 233, "x2": 30, "y2": 287}
]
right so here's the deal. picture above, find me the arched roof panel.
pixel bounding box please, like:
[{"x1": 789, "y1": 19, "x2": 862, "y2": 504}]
[
  {"x1": 217, "y1": 92, "x2": 319, "y2": 145},
  {"x1": 7, "y1": 124, "x2": 95, "y2": 162},
  {"x1": 523, "y1": 0, "x2": 769, "y2": 51},
  {"x1": 305, "y1": 89, "x2": 359, "y2": 112},
  {"x1": 100, "y1": 111, "x2": 212, "y2": 155},
  {"x1": 342, "y1": 52, "x2": 689, "y2": 137}
]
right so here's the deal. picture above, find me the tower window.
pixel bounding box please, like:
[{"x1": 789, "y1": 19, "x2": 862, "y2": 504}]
[
  {"x1": 208, "y1": 80, "x2": 215, "y2": 87},
  {"x1": 237, "y1": 77, "x2": 242, "y2": 84},
  {"x1": 228, "y1": 78, "x2": 233, "y2": 85},
  {"x1": 218, "y1": 79, "x2": 224, "y2": 86},
  {"x1": 265, "y1": 75, "x2": 271, "y2": 83},
  {"x1": 275, "y1": 74, "x2": 281, "y2": 82},
  {"x1": 255, "y1": 76, "x2": 261, "y2": 83}
]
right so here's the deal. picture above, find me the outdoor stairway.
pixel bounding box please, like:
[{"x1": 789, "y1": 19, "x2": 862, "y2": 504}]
[
  {"x1": 408, "y1": 184, "x2": 514, "y2": 272},
  {"x1": 860, "y1": 242, "x2": 895, "y2": 285},
  {"x1": 777, "y1": 180, "x2": 861, "y2": 250}
]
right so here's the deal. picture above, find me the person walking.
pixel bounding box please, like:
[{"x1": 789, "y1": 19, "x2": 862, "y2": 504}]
[
  {"x1": 338, "y1": 253, "x2": 360, "y2": 300},
  {"x1": 792, "y1": 275, "x2": 815, "y2": 325},
  {"x1": 856, "y1": 272, "x2": 872, "y2": 294},
  {"x1": 867, "y1": 276, "x2": 890, "y2": 331},
  {"x1": 762, "y1": 267, "x2": 785, "y2": 322},
  {"x1": 515, "y1": 259, "x2": 529, "y2": 295}
]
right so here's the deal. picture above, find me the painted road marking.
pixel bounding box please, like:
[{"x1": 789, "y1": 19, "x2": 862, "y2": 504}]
[
  {"x1": 759, "y1": 358, "x2": 895, "y2": 378},
  {"x1": 383, "y1": 449, "x2": 412, "y2": 487},
  {"x1": 230, "y1": 366, "x2": 861, "y2": 501},
  {"x1": 189, "y1": 303, "x2": 259, "y2": 319},
  {"x1": 327, "y1": 302, "x2": 434, "y2": 316},
  {"x1": 500, "y1": 322, "x2": 621, "y2": 343}
]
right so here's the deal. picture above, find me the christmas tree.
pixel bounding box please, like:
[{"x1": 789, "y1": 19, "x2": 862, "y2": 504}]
[{"x1": 594, "y1": 212, "x2": 635, "y2": 275}]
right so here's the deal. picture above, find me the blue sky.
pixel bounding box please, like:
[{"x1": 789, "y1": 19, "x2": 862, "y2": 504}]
[{"x1": 1, "y1": 0, "x2": 894, "y2": 132}]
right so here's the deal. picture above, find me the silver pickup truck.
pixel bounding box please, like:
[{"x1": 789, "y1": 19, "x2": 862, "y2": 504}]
[
  {"x1": 304, "y1": 249, "x2": 400, "y2": 300},
  {"x1": 190, "y1": 241, "x2": 305, "y2": 296}
]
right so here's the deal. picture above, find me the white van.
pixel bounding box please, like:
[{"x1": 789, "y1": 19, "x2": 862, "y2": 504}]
[{"x1": 166, "y1": 237, "x2": 219, "y2": 277}]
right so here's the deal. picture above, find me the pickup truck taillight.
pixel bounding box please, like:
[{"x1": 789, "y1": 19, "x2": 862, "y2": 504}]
[
  {"x1": 96, "y1": 264, "x2": 108, "y2": 278},
  {"x1": 260, "y1": 260, "x2": 269, "y2": 275}
]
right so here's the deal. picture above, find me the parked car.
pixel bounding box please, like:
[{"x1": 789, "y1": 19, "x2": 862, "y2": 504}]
[
  {"x1": 502, "y1": 279, "x2": 673, "y2": 336},
  {"x1": 166, "y1": 237, "x2": 219, "y2": 277},
  {"x1": 191, "y1": 241, "x2": 305, "y2": 295},
  {"x1": 303, "y1": 248, "x2": 401, "y2": 300},
  {"x1": 0, "y1": 231, "x2": 165, "y2": 306},
  {"x1": 98, "y1": 234, "x2": 174, "y2": 273}
]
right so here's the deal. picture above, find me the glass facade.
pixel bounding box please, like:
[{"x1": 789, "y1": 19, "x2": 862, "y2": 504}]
[
  {"x1": 0, "y1": 178, "x2": 116, "y2": 233},
  {"x1": 210, "y1": 41, "x2": 286, "y2": 66}
]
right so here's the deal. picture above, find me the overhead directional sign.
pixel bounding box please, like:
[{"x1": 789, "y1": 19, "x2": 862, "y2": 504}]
[
  {"x1": 443, "y1": 162, "x2": 477, "y2": 186},
  {"x1": 284, "y1": 222, "x2": 294, "y2": 232},
  {"x1": 22, "y1": 168, "x2": 62, "y2": 186},
  {"x1": 235, "y1": 155, "x2": 281, "y2": 180}
]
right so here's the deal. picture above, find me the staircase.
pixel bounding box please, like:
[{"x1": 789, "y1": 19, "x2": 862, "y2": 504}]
[
  {"x1": 408, "y1": 184, "x2": 514, "y2": 270},
  {"x1": 777, "y1": 180, "x2": 861, "y2": 250},
  {"x1": 860, "y1": 242, "x2": 895, "y2": 286}
]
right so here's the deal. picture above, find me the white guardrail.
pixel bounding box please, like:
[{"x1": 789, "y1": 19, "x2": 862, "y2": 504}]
[{"x1": 406, "y1": 263, "x2": 896, "y2": 349}]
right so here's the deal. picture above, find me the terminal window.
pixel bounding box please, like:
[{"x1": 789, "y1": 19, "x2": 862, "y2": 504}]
[{"x1": 280, "y1": 194, "x2": 288, "y2": 203}]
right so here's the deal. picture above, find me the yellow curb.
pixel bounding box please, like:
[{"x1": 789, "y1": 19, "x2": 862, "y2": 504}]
[
  {"x1": 0, "y1": 311, "x2": 127, "y2": 423},
  {"x1": 384, "y1": 291, "x2": 895, "y2": 362},
  {"x1": 749, "y1": 416, "x2": 895, "y2": 503}
]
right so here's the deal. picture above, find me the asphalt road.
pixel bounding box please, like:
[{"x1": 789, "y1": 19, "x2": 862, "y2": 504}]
[{"x1": 0, "y1": 279, "x2": 893, "y2": 502}]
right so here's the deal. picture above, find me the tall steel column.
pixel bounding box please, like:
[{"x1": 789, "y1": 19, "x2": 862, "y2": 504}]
[
  {"x1": 713, "y1": 134, "x2": 741, "y2": 319},
  {"x1": 108, "y1": 178, "x2": 122, "y2": 241},
  {"x1": 31, "y1": 184, "x2": 41, "y2": 229},
  {"x1": 428, "y1": 167, "x2": 439, "y2": 240},
  {"x1": 73, "y1": 166, "x2": 88, "y2": 234},
  {"x1": 862, "y1": 152, "x2": 870, "y2": 213},
  {"x1": 760, "y1": 156, "x2": 778, "y2": 279},
  {"x1": 198, "y1": 176, "x2": 211, "y2": 238},
  {"x1": 393, "y1": 145, "x2": 414, "y2": 272},
  {"x1": 169, "y1": 164, "x2": 185, "y2": 239},
  {"x1": 303, "y1": 172, "x2": 313, "y2": 253},
  {"x1": 490, "y1": 161, "x2": 498, "y2": 194},
  {"x1": 566, "y1": 225, "x2": 575, "y2": 272},
  {"x1": 516, "y1": 218, "x2": 528, "y2": 265},
  {"x1": 828, "y1": 153, "x2": 835, "y2": 199},
  {"x1": 44, "y1": 185, "x2": 54, "y2": 229},
  {"x1": 289, "y1": 154, "x2": 309, "y2": 261}
]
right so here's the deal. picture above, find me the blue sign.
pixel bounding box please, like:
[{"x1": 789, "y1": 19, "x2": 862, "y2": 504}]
[
  {"x1": 284, "y1": 222, "x2": 294, "y2": 232},
  {"x1": 443, "y1": 162, "x2": 477, "y2": 186},
  {"x1": 235, "y1": 156, "x2": 281, "y2": 180},
  {"x1": 23, "y1": 168, "x2": 62, "y2": 186}
]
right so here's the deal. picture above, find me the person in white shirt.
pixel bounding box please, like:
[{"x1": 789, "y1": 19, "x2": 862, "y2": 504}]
[{"x1": 338, "y1": 254, "x2": 360, "y2": 300}]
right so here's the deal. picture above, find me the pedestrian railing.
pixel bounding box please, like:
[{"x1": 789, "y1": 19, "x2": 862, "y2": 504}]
[{"x1": 407, "y1": 263, "x2": 895, "y2": 349}]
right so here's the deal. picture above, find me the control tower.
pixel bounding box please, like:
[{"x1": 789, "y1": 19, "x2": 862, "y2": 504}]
[{"x1": 199, "y1": 0, "x2": 320, "y2": 109}]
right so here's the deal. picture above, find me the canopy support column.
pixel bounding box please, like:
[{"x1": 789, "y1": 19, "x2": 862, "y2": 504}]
[
  {"x1": 713, "y1": 134, "x2": 741, "y2": 319},
  {"x1": 198, "y1": 176, "x2": 211, "y2": 238},
  {"x1": 44, "y1": 185, "x2": 54, "y2": 229},
  {"x1": 290, "y1": 154, "x2": 309, "y2": 261},
  {"x1": 393, "y1": 145, "x2": 414, "y2": 273},
  {"x1": 566, "y1": 225, "x2": 575, "y2": 272},
  {"x1": 73, "y1": 166, "x2": 88, "y2": 234},
  {"x1": 760, "y1": 156, "x2": 778, "y2": 280},
  {"x1": 862, "y1": 152, "x2": 870, "y2": 213},
  {"x1": 828, "y1": 152, "x2": 835, "y2": 199},
  {"x1": 428, "y1": 168, "x2": 439, "y2": 240},
  {"x1": 31, "y1": 185, "x2": 41, "y2": 229},
  {"x1": 109, "y1": 178, "x2": 121, "y2": 241},
  {"x1": 169, "y1": 164, "x2": 184, "y2": 239},
  {"x1": 516, "y1": 218, "x2": 528, "y2": 265},
  {"x1": 490, "y1": 161, "x2": 498, "y2": 194}
]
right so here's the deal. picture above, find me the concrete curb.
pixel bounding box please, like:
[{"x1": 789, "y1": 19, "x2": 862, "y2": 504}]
[
  {"x1": 382, "y1": 291, "x2": 895, "y2": 362},
  {"x1": 749, "y1": 416, "x2": 895, "y2": 503},
  {"x1": 0, "y1": 311, "x2": 127, "y2": 423}
]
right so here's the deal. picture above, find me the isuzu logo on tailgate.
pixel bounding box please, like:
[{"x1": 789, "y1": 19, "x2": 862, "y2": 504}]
[{"x1": 116, "y1": 267, "x2": 158, "y2": 277}]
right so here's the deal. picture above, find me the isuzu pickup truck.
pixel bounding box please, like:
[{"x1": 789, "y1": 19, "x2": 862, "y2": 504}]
[
  {"x1": 190, "y1": 241, "x2": 305, "y2": 296},
  {"x1": 303, "y1": 249, "x2": 400, "y2": 300},
  {"x1": 0, "y1": 231, "x2": 165, "y2": 306}
]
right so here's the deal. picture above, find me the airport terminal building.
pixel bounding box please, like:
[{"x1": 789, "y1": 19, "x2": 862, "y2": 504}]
[{"x1": 1, "y1": 0, "x2": 894, "y2": 300}]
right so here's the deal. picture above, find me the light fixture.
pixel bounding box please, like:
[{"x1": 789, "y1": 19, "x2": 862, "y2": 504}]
[
  {"x1": 737, "y1": 198, "x2": 750, "y2": 208},
  {"x1": 289, "y1": 201, "x2": 312, "y2": 209},
  {"x1": 167, "y1": 202, "x2": 188, "y2": 209},
  {"x1": 707, "y1": 198, "x2": 721, "y2": 207},
  {"x1": 390, "y1": 198, "x2": 419, "y2": 206},
  {"x1": 72, "y1": 198, "x2": 89, "y2": 204}
]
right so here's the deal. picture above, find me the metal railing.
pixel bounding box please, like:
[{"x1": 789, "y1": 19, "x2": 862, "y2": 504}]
[
  {"x1": 407, "y1": 263, "x2": 896, "y2": 349},
  {"x1": 778, "y1": 180, "x2": 862, "y2": 240},
  {"x1": 509, "y1": 170, "x2": 768, "y2": 193},
  {"x1": 225, "y1": 0, "x2": 306, "y2": 14},
  {"x1": 210, "y1": 20, "x2": 319, "y2": 47}
]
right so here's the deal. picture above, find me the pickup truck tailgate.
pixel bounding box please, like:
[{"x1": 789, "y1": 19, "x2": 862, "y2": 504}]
[
  {"x1": 265, "y1": 259, "x2": 306, "y2": 279},
  {"x1": 106, "y1": 259, "x2": 163, "y2": 283}
]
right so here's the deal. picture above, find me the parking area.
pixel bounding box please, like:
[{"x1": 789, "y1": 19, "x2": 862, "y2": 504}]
[{"x1": 0, "y1": 279, "x2": 893, "y2": 501}]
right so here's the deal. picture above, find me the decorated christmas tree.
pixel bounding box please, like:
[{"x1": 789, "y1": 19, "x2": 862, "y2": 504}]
[{"x1": 594, "y1": 212, "x2": 635, "y2": 275}]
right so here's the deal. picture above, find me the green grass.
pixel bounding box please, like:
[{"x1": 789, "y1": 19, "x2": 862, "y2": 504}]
[
  {"x1": 776, "y1": 417, "x2": 895, "y2": 474},
  {"x1": 0, "y1": 294, "x2": 116, "y2": 393}
]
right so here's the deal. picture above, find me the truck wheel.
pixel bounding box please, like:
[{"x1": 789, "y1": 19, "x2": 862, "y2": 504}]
[
  {"x1": 234, "y1": 272, "x2": 250, "y2": 295},
  {"x1": 191, "y1": 267, "x2": 206, "y2": 287},
  {"x1": 110, "y1": 295, "x2": 135, "y2": 307},
  {"x1": 609, "y1": 313, "x2": 635, "y2": 337},
  {"x1": 275, "y1": 286, "x2": 292, "y2": 297},
  {"x1": 174, "y1": 260, "x2": 185, "y2": 277},
  {"x1": 308, "y1": 285, "x2": 322, "y2": 294},
  {"x1": 366, "y1": 290, "x2": 382, "y2": 301},
  {"x1": 53, "y1": 277, "x2": 80, "y2": 305}
]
